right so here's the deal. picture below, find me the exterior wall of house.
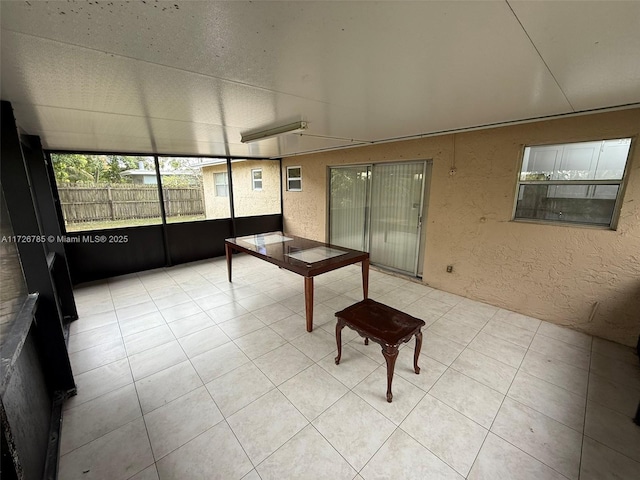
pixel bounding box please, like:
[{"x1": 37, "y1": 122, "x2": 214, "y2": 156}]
[
  {"x1": 231, "y1": 160, "x2": 281, "y2": 217},
  {"x1": 202, "y1": 164, "x2": 229, "y2": 219},
  {"x1": 282, "y1": 108, "x2": 640, "y2": 346},
  {"x1": 202, "y1": 160, "x2": 280, "y2": 219}
]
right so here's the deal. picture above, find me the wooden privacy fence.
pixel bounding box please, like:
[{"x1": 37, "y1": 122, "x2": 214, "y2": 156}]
[{"x1": 57, "y1": 184, "x2": 204, "y2": 223}]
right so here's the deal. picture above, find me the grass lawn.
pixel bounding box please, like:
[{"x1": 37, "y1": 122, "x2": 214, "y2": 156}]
[{"x1": 65, "y1": 214, "x2": 207, "y2": 232}]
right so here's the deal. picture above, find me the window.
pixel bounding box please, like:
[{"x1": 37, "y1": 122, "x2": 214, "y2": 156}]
[
  {"x1": 232, "y1": 160, "x2": 281, "y2": 218},
  {"x1": 252, "y1": 169, "x2": 263, "y2": 190},
  {"x1": 214, "y1": 172, "x2": 229, "y2": 197},
  {"x1": 50, "y1": 154, "x2": 162, "y2": 231},
  {"x1": 514, "y1": 138, "x2": 632, "y2": 227},
  {"x1": 287, "y1": 166, "x2": 302, "y2": 191}
]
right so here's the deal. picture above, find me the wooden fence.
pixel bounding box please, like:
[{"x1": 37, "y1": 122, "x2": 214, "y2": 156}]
[{"x1": 57, "y1": 184, "x2": 204, "y2": 223}]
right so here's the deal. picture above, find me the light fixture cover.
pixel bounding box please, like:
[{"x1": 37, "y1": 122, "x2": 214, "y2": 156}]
[{"x1": 241, "y1": 121, "x2": 308, "y2": 143}]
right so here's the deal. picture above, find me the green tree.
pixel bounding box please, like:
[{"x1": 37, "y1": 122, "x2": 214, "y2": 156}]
[
  {"x1": 52, "y1": 154, "x2": 155, "y2": 184},
  {"x1": 102, "y1": 155, "x2": 137, "y2": 183},
  {"x1": 51, "y1": 154, "x2": 102, "y2": 183}
]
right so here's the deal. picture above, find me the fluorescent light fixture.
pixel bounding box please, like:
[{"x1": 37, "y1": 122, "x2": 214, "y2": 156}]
[{"x1": 241, "y1": 121, "x2": 308, "y2": 143}]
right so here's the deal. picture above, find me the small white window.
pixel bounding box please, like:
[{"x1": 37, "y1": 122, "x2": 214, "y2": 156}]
[
  {"x1": 214, "y1": 172, "x2": 229, "y2": 197},
  {"x1": 514, "y1": 138, "x2": 632, "y2": 228},
  {"x1": 252, "y1": 169, "x2": 263, "y2": 191},
  {"x1": 287, "y1": 166, "x2": 302, "y2": 192}
]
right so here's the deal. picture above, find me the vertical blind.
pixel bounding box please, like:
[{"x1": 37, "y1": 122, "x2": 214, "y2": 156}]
[
  {"x1": 330, "y1": 162, "x2": 425, "y2": 274},
  {"x1": 369, "y1": 163, "x2": 424, "y2": 274},
  {"x1": 329, "y1": 166, "x2": 370, "y2": 252}
]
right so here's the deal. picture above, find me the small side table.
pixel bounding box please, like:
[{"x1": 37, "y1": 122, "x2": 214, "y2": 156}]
[{"x1": 335, "y1": 298, "x2": 426, "y2": 402}]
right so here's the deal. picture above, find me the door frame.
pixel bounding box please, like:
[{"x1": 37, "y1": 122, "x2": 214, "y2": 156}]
[{"x1": 328, "y1": 160, "x2": 430, "y2": 277}]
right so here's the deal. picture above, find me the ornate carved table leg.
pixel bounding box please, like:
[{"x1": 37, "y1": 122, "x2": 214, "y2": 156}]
[
  {"x1": 335, "y1": 319, "x2": 345, "y2": 364},
  {"x1": 414, "y1": 330, "x2": 423, "y2": 374},
  {"x1": 382, "y1": 344, "x2": 399, "y2": 403}
]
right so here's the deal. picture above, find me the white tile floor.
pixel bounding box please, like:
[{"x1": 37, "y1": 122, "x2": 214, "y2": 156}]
[{"x1": 61, "y1": 254, "x2": 640, "y2": 480}]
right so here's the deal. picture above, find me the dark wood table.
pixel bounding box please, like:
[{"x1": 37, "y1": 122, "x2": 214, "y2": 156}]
[
  {"x1": 335, "y1": 299, "x2": 425, "y2": 402},
  {"x1": 225, "y1": 232, "x2": 369, "y2": 332}
]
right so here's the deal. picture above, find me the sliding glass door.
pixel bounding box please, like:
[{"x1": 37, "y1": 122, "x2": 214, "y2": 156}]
[
  {"x1": 329, "y1": 161, "x2": 427, "y2": 275},
  {"x1": 329, "y1": 166, "x2": 371, "y2": 251}
]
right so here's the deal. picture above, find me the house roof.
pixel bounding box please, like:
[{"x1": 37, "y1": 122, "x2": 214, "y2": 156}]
[
  {"x1": 1, "y1": 1, "x2": 639, "y2": 159},
  {"x1": 121, "y1": 169, "x2": 196, "y2": 177}
]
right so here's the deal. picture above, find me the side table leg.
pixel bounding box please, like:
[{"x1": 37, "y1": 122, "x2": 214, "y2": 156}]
[
  {"x1": 382, "y1": 344, "x2": 399, "y2": 403},
  {"x1": 361, "y1": 258, "x2": 369, "y2": 299},
  {"x1": 304, "y1": 276, "x2": 314, "y2": 332},
  {"x1": 414, "y1": 330, "x2": 423, "y2": 374},
  {"x1": 335, "y1": 319, "x2": 345, "y2": 364},
  {"x1": 225, "y1": 243, "x2": 232, "y2": 282}
]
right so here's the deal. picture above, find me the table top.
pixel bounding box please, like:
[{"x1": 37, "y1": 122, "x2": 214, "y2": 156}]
[
  {"x1": 335, "y1": 298, "x2": 425, "y2": 345},
  {"x1": 225, "y1": 231, "x2": 368, "y2": 277}
]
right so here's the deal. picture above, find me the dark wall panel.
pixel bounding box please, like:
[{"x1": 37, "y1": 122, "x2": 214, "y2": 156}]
[
  {"x1": 2, "y1": 331, "x2": 52, "y2": 480},
  {"x1": 166, "y1": 219, "x2": 233, "y2": 265},
  {"x1": 235, "y1": 214, "x2": 283, "y2": 237},
  {"x1": 65, "y1": 225, "x2": 166, "y2": 284},
  {"x1": 65, "y1": 214, "x2": 283, "y2": 283}
]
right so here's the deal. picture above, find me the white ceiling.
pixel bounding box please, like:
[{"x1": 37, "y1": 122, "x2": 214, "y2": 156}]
[{"x1": 1, "y1": 1, "x2": 639, "y2": 159}]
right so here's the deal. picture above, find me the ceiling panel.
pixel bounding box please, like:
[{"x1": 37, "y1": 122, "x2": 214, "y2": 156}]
[
  {"x1": 510, "y1": 1, "x2": 640, "y2": 110},
  {"x1": 1, "y1": 1, "x2": 638, "y2": 158}
]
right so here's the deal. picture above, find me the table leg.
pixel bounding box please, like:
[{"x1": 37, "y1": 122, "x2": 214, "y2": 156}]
[
  {"x1": 414, "y1": 330, "x2": 422, "y2": 374},
  {"x1": 304, "y1": 276, "x2": 314, "y2": 332},
  {"x1": 335, "y1": 319, "x2": 345, "y2": 364},
  {"x1": 361, "y1": 258, "x2": 369, "y2": 299},
  {"x1": 382, "y1": 344, "x2": 399, "y2": 403},
  {"x1": 225, "y1": 243, "x2": 232, "y2": 282}
]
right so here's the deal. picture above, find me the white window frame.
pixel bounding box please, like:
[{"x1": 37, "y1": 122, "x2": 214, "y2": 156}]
[
  {"x1": 287, "y1": 166, "x2": 302, "y2": 192},
  {"x1": 214, "y1": 172, "x2": 229, "y2": 197},
  {"x1": 251, "y1": 168, "x2": 263, "y2": 191},
  {"x1": 513, "y1": 138, "x2": 632, "y2": 229}
]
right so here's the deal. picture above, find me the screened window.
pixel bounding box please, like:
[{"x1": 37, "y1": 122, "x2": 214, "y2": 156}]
[
  {"x1": 214, "y1": 172, "x2": 229, "y2": 197},
  {"x1": 232, "y1": 160, "x2": 280, "y2": 218},
  {"x1": 287, "y1": 166, "x2": 302, "y2": 191},
  {"x1": 514, "y1": 138, "x2": 632, "y2": 227},
  {"x1": 252, "y1": 169, "x2": 263, "y2": 190},
  {"x1": 50, "y1": 154, "x2": 162, "y2": 231}
]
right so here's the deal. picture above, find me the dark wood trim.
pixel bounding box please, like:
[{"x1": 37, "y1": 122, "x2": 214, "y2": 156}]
[{"x1": 1, "y1": 101, "x2": 75, "y2": 393}]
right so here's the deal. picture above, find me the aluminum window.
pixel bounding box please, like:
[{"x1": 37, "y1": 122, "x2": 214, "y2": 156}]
[
  {"x1": 214, "y1": 172, "x2": 229, "y2": 197},
  {"x1": 287, "y1": 166, "x2": 302, "y2": 192},
  {"x1": 514, "y1": 138, "x2": 632, "y2": 228},
  {"x1": 252, "y1": 169, "x2": 263, "y2": 191}
]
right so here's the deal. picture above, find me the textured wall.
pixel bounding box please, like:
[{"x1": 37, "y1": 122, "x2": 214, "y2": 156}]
[
  {"x1": 282, "y1": 109, "x2": 640, "y2": 346},
  {"x1": 231, "y1": 160, "x2": 281, "y2": 217},
  {"x1": 202, "y1": 165, "x2": 231, "y2": 219},
  {"x1": 202, "y1": 161, "x2": 280, "y2": 218}
]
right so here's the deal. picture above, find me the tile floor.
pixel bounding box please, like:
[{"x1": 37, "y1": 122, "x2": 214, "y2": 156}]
[{"x1": 60, "y1": 254, "x2": 640, "y2": 480}]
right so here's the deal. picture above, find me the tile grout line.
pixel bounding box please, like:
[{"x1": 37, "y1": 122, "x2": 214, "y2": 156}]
[
  {"x1": 138, "y1": 265, "x2": 256, "y2": 474},
  {"x1": 102, "y1": 275, "x2": 154, "y2": 478},
  {"x1": 477, "y1": 316, "x2": 578, "y2": 480},
  {"x1": 577, "y1": 336, "x2": 596, "y2": 479},
  {"x1": 66, "y1": 256, "x2": 634, "y2": 479}
]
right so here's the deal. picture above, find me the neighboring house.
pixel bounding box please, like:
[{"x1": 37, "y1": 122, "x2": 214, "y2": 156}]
[
  {"x1": 201, "y1": 160, "x2": 280, "y2": 219},
  {"x1": 121, "y1": 168, "x2": 199, "y2": 185}
]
